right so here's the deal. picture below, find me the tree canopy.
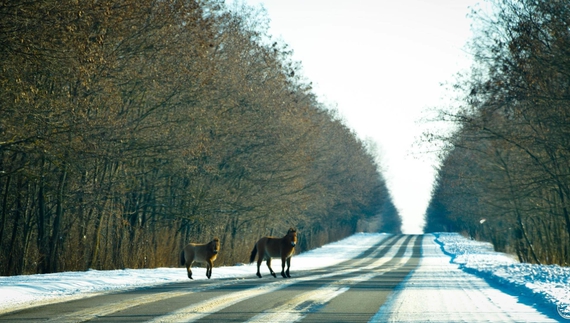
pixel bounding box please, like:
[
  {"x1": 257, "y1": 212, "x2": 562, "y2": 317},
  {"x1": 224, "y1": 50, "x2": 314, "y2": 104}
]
[
  {"x1": 0, "y1": 0, "x2": 400, "y2": 275},
  {"x1": 424, "y1": 0, "x2": 570, "y2": 266}
]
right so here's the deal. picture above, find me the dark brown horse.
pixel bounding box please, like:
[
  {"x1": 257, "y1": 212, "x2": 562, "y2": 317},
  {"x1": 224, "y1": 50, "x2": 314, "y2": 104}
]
[
  {"x1": 180, "y1": 238, "x2": 220, "y2": 279},
  {"x1": 249, "y1": 228, "x2": 297, "y2": 278}
]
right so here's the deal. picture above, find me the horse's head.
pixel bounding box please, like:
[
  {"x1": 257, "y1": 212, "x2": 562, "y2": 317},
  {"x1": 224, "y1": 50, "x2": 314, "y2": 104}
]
[
  {"x1": 210, "y1": 238, "x2": 220, "y2": 254},
  {"x1": 286, "y1": 228, "x2": 297, "y2": 247}
]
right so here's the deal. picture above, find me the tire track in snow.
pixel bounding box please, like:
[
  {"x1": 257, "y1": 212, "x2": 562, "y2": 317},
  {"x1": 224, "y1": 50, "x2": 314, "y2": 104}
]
[
  {"x1": 14, "y1": 236, "x2": 394, "y2": 323},
  {"x1": 148, "y1": 235, "x2": 411, "y2": 323},
  {"x1": 245, "y1": 236, "x2": 418, "y2": 323}
]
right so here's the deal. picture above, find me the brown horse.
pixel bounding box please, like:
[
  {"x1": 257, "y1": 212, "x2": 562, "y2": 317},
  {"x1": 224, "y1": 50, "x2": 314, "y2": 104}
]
[
  {"x1": 249, "y1": 228, "x2": 297, "y2": 278},
  {"x1": 180, "y1": 238, "x2": 220, "y2": 279}
]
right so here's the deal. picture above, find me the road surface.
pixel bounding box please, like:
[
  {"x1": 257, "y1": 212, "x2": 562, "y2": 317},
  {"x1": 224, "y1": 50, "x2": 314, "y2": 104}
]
[{"x1": 0, "y1": 235, "x2": 558, "y2": 322}]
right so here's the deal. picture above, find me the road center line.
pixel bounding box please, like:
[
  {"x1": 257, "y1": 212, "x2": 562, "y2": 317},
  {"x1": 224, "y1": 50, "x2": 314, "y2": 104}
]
[
  {"x1": 44, "y1": 234, "x2": 400, "y2": 323},
  {"x1": 148, "y1": 236, "x2": 412, "y2": 323},
  {"x1": 246, "y1": 236, "x2": 417, "y2": 323}
]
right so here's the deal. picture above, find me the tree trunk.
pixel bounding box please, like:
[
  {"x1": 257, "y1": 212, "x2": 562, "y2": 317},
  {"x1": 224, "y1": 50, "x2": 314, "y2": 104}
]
[
  {"x1": 37, "y1": 158, "x2": 49, "y2": 274},
  {"x1": 49, "y1": 165, "x2": 67, "y2": 272}
]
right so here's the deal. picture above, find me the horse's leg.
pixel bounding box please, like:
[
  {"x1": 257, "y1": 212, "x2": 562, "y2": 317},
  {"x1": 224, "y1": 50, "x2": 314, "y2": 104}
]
[
  {"x1": 256, "y1": 257, "x2": 263, "y2": 278},
  {"x1": 280, "y1": 255, "x2": 288, "y2": 278},
  {"x1": 285, "y1": 256, "x2": 291, "y2": 278},
  {"x1": 255, "y1": 244, "x2": 265, "y2": 278},
  {"x1": 266, "y1": 258, "x2": 276, "y2": 278},
  {"x1": 206, "y1": 259, "x2": 213, "y2": 279},
  {"x1": 186, "y1": 260, "x2": 193, "y2": 279}
]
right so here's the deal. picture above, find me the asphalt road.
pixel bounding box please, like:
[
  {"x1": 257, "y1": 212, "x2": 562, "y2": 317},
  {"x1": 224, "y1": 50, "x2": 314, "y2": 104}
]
[{"x1": 0, "y1": 235, "x2": 421, "y2": 322}]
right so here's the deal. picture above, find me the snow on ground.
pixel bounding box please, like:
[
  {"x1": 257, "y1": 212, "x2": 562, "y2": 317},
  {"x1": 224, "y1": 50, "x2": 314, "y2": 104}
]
[
  {"x1": 1, "y1": 232, "x2": 569, "y2": 320},
  {"x1": 373, "y1": 234, "x2": 564, "y2": 322},
  {"x1": 434, "y1": 232, "x2": 570, "y2": 320},
  {"x1": 0, "y1": 233, "x2": 388, "y2": 314}
]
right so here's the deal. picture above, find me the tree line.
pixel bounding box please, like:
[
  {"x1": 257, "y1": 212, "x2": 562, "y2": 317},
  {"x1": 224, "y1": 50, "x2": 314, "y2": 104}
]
[
  {"x1": 0, "y1": 0, "x2": 401, "y2": 276},
  {"x1": 424, "y1": 0, "x2": 570, "y2": 266}
]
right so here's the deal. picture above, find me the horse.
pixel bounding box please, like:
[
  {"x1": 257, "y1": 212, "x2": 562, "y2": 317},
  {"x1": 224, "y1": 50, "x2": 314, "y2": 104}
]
[
  {"x1": 180, "y1": 238, "x2": 220, "y2": 279},
  {"x1": 249, "y1": 228, "x2": 297, "y2": 278}
]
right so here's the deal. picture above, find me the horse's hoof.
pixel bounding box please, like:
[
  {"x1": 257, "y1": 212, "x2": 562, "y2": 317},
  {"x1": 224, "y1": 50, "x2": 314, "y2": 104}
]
[
  {"x1": 271, "y1": 273, "x2": 277, "y2": 278},
  {"x1": 256, "y1": 273, "x2": 262, "y2": 278}
]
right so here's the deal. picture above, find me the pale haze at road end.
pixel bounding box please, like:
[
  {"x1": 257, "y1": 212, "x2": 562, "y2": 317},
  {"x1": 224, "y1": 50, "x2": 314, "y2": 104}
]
[{"x1": 240, "y1": 0, "x2": 480, "y2": 234}]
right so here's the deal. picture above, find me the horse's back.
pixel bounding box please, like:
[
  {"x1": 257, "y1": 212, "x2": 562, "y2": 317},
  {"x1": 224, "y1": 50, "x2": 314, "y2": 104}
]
[
  {"x1": 185, "y1": 242, "x2": 217, "y2": 263},
  {"x1": 182, "y1": 243, "x2": 196, "y2": 264},
  {"x1": 261, "y1": 236, "x2": 290, "y2": 258}
]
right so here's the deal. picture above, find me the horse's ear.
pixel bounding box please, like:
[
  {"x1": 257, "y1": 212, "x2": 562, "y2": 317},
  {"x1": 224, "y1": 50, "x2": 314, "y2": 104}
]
[{"x1": 288, "y1": 227, "x2": 296, "y2": 233}]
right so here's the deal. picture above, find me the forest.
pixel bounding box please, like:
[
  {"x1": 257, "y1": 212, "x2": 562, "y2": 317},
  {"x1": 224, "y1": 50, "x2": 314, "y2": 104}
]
[
  {"x1": 424, "y1": 0, "x2": 570, "y2": 266},
  {"x1": 0, "y1": 0, "x2": 401, "y2": 276}
]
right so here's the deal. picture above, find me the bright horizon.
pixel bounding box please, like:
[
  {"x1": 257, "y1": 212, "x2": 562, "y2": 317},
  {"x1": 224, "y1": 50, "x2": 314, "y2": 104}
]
[{"x1": 240, "y1": 0, "x2": 480, "y2": 233}]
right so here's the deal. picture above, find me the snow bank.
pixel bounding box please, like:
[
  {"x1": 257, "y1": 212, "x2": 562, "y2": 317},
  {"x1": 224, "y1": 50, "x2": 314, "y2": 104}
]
[
  {"x1": 1, "y1": 232, "x2": 569, "y2": 319},
  {"x1": 0, "y1": 232, "x2": 388, "y2": 314},
  {"x1": 434, "y1": 232, "x2": 570, "y2": 319}
]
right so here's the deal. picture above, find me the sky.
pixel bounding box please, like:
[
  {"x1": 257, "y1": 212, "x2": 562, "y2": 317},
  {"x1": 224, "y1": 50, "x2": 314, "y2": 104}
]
[
  {"x1": 1, "y1": 233, "x2": 568, "y2": 320},
  {"x1": 237, "y1": 0, "x2": 482, "y2": 234}
]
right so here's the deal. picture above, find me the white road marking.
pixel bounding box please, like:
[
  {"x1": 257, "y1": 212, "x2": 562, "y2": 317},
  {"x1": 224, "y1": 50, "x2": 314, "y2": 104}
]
[
  {"x1": 246, "y1": 236, "x2": 417, "y2": 323},
  {"x1": 149, "y1": 236, "x2": 413, "y2": 323},
  {"x1": 46, "y1": 280, "x2": 242, "y2": 323},
  {"x1": 42, "y1": 235, "x2": 395, "y2": 322}
]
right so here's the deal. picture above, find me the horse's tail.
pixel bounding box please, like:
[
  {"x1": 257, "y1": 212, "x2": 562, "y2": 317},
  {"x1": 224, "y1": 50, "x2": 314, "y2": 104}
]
[
  {"x1": 180, "y1": 249, "x2": 185, "y2": 266},
  {"x1": 249, "y1": 244, "x2": 258, "y2": 263}
]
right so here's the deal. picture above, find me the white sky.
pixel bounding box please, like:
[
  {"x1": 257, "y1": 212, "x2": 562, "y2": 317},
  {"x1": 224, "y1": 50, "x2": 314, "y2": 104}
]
[{"x1": 241, "y1": 0, "x2": 480, "y2": 234}]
